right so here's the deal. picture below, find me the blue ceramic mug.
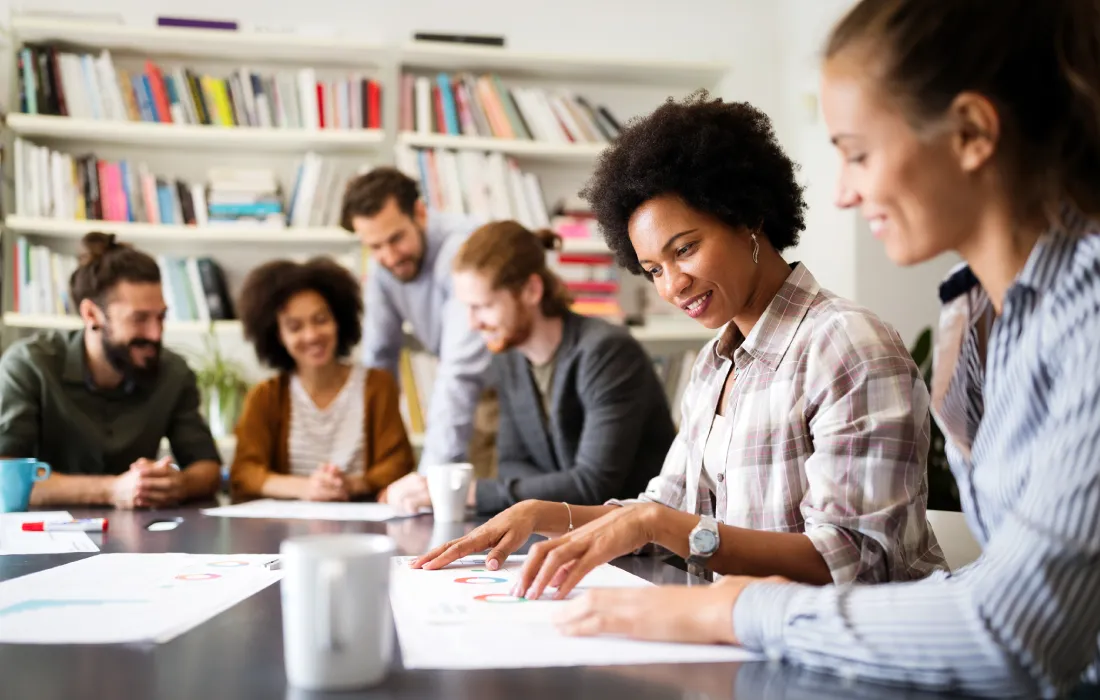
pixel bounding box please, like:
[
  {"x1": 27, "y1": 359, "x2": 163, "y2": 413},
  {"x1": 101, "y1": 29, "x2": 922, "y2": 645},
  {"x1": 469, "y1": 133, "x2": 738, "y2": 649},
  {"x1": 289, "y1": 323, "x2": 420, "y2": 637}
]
[{"x1": 0, "y1": 459, "x2": 51, "y2": 513}]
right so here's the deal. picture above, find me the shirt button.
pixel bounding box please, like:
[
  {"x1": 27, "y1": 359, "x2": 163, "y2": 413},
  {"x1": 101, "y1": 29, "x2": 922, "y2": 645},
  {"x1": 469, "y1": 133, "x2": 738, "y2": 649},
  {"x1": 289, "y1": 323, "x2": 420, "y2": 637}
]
[{"x1": 716, "y1": 473, "x2": 725, "y2": 483}]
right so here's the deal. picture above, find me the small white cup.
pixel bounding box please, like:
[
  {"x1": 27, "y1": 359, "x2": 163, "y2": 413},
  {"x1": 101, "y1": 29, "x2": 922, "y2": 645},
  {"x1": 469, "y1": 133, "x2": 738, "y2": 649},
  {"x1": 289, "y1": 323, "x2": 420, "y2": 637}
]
[
  {"x1": 426, "y1": 462, "x2": 473, "y2": 523},
  {"x1": 280, "y1": 534, "x2": 396, "y2": 691}
]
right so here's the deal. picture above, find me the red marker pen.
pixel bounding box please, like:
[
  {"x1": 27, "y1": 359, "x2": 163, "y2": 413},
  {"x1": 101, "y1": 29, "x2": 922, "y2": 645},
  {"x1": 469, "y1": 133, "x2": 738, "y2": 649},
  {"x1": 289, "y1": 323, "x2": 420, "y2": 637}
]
[{"x1": 21, "y1": 518, "x2": 109, "y2": 532}]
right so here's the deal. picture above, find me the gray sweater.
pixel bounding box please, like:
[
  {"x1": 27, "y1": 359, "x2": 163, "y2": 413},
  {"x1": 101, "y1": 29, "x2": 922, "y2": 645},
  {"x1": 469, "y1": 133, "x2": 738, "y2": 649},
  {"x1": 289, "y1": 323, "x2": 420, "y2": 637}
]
[{"x1": 475, "y1": 312, "x2": 677, "y2": 514}]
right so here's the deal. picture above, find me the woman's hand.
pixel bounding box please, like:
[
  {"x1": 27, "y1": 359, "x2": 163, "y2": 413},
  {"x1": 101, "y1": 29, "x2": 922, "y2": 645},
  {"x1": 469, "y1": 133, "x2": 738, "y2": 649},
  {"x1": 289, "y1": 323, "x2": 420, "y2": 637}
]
[
  {"x1": 305, "y1": 463, "x2": 349, "y2": 501},
  {"x1": 512, "y1": 503, "x2": 661, "y2": 601},
  {"x1": 412, "y1": 500, "x2": 544, "y2": 571},
  {"x1": 554, "y1": 575, "x2": 790, "y2": 644}
]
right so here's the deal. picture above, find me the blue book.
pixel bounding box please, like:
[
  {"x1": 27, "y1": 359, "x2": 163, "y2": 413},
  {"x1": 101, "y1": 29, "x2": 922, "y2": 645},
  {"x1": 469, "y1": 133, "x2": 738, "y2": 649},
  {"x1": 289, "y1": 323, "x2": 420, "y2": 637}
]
[
  {"x1": 118, "y1": 161, "x2": 133, "y2": 222},
  {"x1": 436, "y1": 73, "x2": 459, "y2": 135},
  {"x1": 157, "y1": 183, "x2": 175, "y2": 224},
  {"x1": 141, "y1": 74, "x2": 161, "y2": 122},
  {"x1": 208, "y1": 202, "x2": 283, "y2": 216},
  {"x1": 417, "y1": 149, "x2": 434, "y2": 206},
  {"x1": 131, "y1": 74, "x2": 155, "y2": 122}
]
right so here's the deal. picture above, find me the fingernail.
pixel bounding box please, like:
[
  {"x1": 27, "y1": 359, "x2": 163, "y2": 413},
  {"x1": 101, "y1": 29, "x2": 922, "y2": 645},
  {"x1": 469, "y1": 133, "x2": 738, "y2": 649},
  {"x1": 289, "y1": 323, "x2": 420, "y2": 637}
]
[{"x1": 488, "y1": 559, "x2": 498, "y2": 571}]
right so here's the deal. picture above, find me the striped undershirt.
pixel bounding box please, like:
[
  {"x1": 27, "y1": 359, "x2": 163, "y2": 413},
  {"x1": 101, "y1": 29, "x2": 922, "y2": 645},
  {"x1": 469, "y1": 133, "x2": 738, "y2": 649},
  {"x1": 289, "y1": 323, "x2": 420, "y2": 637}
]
[{"x1": 287, "y1": 364, "x2": 366, "y2": 476}]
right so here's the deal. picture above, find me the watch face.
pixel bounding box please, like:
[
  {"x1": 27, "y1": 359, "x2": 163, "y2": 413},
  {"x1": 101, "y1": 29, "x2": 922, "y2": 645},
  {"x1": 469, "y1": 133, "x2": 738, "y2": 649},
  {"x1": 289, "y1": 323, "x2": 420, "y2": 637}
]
[{"x1": 694, "y1": 528, "x2": 718, "y2": 555}]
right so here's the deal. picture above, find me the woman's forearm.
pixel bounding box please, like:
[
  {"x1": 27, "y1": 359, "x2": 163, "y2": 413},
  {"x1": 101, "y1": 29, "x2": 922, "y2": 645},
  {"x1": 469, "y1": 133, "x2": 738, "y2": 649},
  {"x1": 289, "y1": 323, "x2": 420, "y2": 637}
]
[
  {"x1": 645, "y1": 506, "x2": 833, "y2": 585},
  {"x1": 531, "y1": 501, "x2": 619, "y2": 536},
  {"x1": 259, "y1": 473, "x2": 309, "y2": 500}
]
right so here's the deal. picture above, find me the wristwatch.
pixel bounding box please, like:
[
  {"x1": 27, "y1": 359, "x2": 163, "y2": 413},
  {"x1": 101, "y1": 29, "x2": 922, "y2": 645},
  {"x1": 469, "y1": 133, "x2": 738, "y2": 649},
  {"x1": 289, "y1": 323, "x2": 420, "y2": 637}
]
[{"x1": 687, "y1": 514, "x2": 720, "y2": 572}]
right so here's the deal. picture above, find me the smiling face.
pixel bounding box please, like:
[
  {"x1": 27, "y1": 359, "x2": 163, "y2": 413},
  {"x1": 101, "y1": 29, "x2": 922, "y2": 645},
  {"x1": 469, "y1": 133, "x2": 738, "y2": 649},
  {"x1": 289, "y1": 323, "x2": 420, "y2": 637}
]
[
  {"x1": 277, "y1": 290, "x2": 339, "y2": 370},
  {"x1": 453, "y1": 269, "x2": 539, "y2": 353},
  {"x1": 352, "y1": 197, "x2": 428, "y2": 283},
  {"x1": 821, "y1": 53, "x2": 991, "y2": 266},
  {"x1": 629, "y1": 194, "x2": 760, "y2": 329},
  {"x1": 92, "y1": 281, "x2": 167, "y2": 382}
]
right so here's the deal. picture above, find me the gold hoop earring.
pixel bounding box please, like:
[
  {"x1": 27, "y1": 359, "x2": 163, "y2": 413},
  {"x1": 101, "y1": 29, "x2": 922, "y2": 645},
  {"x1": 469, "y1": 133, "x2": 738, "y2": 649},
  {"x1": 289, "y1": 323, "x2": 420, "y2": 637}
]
[{"x1": 751, "y1": 233, "x2": 760, "y2": 264}]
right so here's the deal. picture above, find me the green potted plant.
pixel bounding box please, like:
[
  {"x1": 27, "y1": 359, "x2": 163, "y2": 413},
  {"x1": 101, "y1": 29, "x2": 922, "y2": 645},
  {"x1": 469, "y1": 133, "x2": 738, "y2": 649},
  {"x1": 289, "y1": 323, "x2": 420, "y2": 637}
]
[
  {"x1": 188, "y1": 326, "x2": 251, "y2": 440},
  {"x1": 909, "y1": 327, "x2": 961, "y2": 512}
]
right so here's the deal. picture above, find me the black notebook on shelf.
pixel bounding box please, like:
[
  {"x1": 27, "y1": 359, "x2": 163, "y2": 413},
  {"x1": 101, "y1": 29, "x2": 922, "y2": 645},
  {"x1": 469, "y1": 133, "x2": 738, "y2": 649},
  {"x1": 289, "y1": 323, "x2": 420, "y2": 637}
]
[{"x1": 413, "y1": 32, "x2": 505, "y2": 47}]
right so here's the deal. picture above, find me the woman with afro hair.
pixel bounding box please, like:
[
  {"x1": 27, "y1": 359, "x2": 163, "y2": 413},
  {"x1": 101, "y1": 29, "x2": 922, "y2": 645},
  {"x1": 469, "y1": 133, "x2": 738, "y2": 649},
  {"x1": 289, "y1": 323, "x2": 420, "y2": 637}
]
[
  {"x1": 415, "y1": 92, "x2": 943, "y2": 600},
  {"x1": 230, "y1": 257, "x2": 414, "y2": 503}
]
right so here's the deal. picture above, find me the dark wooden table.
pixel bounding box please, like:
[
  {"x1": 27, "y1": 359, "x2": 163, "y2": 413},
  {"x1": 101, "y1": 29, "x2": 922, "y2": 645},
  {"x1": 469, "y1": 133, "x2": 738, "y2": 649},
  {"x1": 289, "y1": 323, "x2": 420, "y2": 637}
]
[{"x1": 0, "y1": 507, "x2": 1017, "y2": 699}]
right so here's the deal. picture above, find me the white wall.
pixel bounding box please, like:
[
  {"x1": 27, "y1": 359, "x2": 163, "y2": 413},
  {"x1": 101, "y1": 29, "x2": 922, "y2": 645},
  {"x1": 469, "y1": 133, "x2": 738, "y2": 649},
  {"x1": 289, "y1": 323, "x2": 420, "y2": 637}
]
[{"x1": 771, "y1": 0, "x2": 951, "y2": 344}]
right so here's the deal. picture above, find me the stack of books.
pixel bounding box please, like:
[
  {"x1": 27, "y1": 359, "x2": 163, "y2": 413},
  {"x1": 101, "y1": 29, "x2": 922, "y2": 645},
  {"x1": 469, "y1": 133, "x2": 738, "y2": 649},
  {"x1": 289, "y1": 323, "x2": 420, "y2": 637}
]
[
  {"x1": 399, "y1": 71, "x2": 621, "y2": 143},
  {"x1": 554, "y1": 250, "x2": 623, "y2": 322},
  {"x1": 395, "y1": 144, "x2": 550, "y2": 231},
  {"x1": 206, "y1": 167, "x2": 283, "y2": 227},
  {"x1": 17, "y1": 44, "x2": 382, "y2": 130}
]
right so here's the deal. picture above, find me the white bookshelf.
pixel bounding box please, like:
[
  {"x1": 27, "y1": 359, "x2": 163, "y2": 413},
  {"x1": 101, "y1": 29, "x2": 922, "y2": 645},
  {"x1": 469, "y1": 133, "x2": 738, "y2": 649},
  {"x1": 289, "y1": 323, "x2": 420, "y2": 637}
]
[
  {"x1": 2, "y1": 312, "x2": 241, "y2": 334},
  {"x1": 4, "y1": 17, "x2": 726, "y2": 356},
  {"x1": 3, "y1": 310, "x2": 710, "y2": 343},
  {"x1": 5, "y1": 217, "x2": 356, "y2": 246},
  {"x1": 399, "y1": 40, "x2": 727, "y2": 86},
  {"x1": 11, "y1": 16, "x2": 390, "y2": 67},
  {"x1": 7, "y1": 114, "x2": 386, "y2": 152},
  {"x1": 398, "y1": 132, "x2": 604, "y2": 161}
]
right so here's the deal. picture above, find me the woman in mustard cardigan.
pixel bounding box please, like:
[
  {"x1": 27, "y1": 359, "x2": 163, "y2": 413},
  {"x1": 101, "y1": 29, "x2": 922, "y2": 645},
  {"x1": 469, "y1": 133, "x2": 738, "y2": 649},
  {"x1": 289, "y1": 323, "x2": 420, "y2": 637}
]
[{"x1": 230, "y1": 257, "x2": 414, "y2": 503}]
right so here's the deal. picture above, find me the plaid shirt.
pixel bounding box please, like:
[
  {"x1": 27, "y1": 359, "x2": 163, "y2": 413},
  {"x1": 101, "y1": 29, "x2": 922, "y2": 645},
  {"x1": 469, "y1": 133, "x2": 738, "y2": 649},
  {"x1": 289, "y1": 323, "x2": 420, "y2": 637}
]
[{"x1": 614, "y1": 264, "x2": 945, "y2": 584}]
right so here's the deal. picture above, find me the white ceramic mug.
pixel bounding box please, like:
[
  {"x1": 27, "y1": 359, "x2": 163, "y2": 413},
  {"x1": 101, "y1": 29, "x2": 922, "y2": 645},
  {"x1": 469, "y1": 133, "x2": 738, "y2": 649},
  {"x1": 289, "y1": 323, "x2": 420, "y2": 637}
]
[
  {"x1": 425, "y1": 462, "x2": 473, "y2": 523},
  {"x1": 280, "y1": 534, "x2": 396, "y2": 691}
]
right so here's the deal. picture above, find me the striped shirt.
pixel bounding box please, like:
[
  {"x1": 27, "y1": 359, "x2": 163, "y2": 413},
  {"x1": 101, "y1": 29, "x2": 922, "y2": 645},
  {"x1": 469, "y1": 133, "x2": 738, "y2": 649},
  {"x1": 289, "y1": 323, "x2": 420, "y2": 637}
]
[
  {"x1": 288, "y1": 365, "x2": 366, "y2": 476},
  {"x1": 734, "y1": 214, "x2": 1100, "y2": 698},
  {"x1": 611, "y1": 263, "x2": 944, "y2": 584}
]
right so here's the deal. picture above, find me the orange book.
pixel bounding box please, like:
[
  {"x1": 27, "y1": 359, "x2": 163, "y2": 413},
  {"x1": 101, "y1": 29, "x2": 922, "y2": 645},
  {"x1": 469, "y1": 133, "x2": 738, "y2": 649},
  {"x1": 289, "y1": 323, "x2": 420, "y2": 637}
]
[{"x1": 476, "y1": 76, "x2": 513, "y2": 138}]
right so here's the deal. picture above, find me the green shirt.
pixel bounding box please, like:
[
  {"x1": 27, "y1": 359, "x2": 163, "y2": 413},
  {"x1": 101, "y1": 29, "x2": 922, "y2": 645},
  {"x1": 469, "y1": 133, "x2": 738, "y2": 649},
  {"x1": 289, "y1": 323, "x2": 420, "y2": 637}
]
[{"x1": 0, "y1": 330, "x2": 220, "y2": 475}]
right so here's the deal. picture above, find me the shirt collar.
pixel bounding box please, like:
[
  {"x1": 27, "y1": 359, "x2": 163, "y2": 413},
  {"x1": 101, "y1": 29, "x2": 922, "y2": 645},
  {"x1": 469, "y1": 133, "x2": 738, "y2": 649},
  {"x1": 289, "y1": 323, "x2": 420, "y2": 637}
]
[
  {"x1": 63, "y1": 328, "x2": 137, "y2": 394},
  {"x1": 712, "y1": 262, "x2": 820, "y2": 371},
  {"x1": 1013, "y1": 207, "x2": 1085, "y2": 295},
  {"x1": 62, "y1": 329, "x2": 89, "y2": 385}
]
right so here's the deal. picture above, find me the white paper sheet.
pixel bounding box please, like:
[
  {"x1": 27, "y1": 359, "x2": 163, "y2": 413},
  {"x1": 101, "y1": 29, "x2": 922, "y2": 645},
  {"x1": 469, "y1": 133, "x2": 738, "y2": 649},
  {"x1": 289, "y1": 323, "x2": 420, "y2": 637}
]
[
  {"x1": 390, "y1": 555, "x2": 762, "y2": 669},
  {"x1": 0, "y1": 511, "x2": 99, "y2": 555},
  {"x1": 201, "y1": 499, "x2": 411, "y2": 522},
  {"x1": 0, "y1": 553, "x2": 282, "y2": 644}
]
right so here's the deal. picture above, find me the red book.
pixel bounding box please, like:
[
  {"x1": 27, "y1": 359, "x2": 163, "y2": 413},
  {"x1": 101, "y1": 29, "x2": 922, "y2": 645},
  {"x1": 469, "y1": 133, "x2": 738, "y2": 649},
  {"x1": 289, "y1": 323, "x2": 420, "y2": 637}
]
[
  {"x1": 367, "y1": 80, "x2": 381, "y2": 129},
  {"x1": 566, "y1": 281, "x2": 619, "y2": 294},
  {"x1": 433, "y1": 84, "x2": 446, "y2": 134},
  {"x1": 316, "y1": 83, "x2": 326, "y2": 128},
  {"x1": 96, "y1": 160, "x2": 113, "y2": 220},
  {"x1": 144, "y1": 61, "x2": 173, "y2": 124},
  {"x1": 558, "y1": 253, "x2": 614, "y2": 266}
]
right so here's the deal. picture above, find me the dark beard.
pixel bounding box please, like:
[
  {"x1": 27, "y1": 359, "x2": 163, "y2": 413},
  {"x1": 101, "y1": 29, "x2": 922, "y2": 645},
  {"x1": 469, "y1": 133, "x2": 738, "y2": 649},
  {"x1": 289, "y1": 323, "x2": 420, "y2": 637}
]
[
  {"x1": 386, "y1": 226, "x2": 427, "y2": 282},
  {"x1": 101, "y1": 327, "x2": 161, "y2": 385}
]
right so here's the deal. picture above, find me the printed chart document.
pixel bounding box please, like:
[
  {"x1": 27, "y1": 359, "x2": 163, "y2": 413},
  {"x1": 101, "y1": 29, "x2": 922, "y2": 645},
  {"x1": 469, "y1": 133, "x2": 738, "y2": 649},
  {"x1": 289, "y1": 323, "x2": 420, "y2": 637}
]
[
  {"x1": 390, "y1": 555, "x2": 763, "y2": 669},
  {"x1": 202, "y1": 499, "x2": 408, "y2": 522},
  {"x1": 0, "y1": 511, "x2": 99, "y2": 555},
  {"x1": 0, "y1": 553, "x2": 281, "y2": 644}
]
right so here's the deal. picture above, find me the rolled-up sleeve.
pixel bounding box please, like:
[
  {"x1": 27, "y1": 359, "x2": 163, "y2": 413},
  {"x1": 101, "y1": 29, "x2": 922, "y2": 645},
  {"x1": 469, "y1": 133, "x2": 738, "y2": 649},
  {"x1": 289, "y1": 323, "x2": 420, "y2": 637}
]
[{"x1": 800, "y1": 311, "x2": 940, "y2": 584}]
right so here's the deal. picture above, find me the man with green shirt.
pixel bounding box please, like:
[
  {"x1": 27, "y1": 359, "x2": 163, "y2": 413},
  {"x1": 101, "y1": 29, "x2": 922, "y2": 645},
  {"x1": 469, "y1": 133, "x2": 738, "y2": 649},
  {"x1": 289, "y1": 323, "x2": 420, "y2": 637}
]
[{"x1": 0, "y1": 232, "x2": 221, "y2": 508}]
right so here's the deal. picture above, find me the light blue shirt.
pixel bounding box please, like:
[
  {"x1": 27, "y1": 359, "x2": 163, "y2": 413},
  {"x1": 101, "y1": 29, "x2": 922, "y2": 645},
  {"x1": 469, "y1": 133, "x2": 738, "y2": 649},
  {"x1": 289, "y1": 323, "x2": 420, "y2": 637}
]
[
  {"x1": 734, "y1": 211, "x2": 1100, "y2": 698},
  {"x1": 361, "y1": 210, "x2": 489, "y2": 468}
]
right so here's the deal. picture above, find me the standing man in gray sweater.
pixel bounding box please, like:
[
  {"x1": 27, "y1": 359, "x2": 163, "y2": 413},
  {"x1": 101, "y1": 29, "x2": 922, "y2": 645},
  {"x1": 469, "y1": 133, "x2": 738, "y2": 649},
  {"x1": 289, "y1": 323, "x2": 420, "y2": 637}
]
[{"x1": 341, "y1": 167, "x2": 491, "y2": 512}]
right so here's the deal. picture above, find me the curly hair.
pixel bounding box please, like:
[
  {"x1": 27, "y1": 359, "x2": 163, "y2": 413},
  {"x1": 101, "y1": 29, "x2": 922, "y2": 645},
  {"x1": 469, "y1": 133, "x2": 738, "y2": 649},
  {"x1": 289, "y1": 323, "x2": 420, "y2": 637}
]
[
  {"x1": 580, "y1": 91, "x2": 807, "y2": 276},
  {"x1": 237, "y1": 257, "x2": 363, "y2": 372}
]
